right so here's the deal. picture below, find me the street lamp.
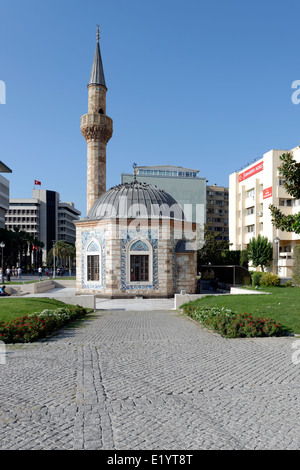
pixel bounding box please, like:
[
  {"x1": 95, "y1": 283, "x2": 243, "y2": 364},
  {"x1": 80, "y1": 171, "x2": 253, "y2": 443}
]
[
  {"x1": 274, "y1": 237, "x2": 280, "y2": 275},
  {"x1": 0, "y1": 242, "x2": 5, "y2": 284}
]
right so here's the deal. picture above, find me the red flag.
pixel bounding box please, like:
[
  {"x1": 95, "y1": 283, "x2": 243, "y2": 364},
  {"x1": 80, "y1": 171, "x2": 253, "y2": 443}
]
[{"x1": 34, "y1": 180, "x2": 41, "y2": 185}]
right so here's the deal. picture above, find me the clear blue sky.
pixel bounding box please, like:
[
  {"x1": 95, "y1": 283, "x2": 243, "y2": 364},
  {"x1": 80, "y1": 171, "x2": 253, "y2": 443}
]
[{"x1": 1, "y1": 0, "x2": 300, "y2": 217}]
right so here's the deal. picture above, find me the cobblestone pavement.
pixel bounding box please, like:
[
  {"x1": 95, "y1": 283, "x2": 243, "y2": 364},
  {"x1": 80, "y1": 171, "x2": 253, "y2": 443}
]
[{"x1": 0, "y1": 310, "x2": 299, "y2": 450}]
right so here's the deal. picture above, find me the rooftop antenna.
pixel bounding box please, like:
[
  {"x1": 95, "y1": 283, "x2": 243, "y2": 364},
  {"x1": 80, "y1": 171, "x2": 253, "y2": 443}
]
[{"x1": 97, "y1": 25, "x2": 100, "y2": 42}]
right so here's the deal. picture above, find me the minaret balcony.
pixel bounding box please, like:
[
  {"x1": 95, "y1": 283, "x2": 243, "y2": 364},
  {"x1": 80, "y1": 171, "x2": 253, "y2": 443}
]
[
  {"x1": 81, "y1": 113, "x2": 113, "y2": 130},
  {"x1": 81, "y1": 113, "x2": 113, "y2": 143}
]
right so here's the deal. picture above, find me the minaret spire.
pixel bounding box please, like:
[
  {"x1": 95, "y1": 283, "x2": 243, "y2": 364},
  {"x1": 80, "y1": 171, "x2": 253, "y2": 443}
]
[
  {"x1": 89, "y1": 25, "x2": 106, "y2": 88},
  {"x1": 81, "y1": 27, "x2": 113, "y2": 214}
]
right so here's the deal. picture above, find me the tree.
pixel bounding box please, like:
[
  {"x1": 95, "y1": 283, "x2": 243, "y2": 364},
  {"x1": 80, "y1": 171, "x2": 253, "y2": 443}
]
[
  {"x1": 247, "y1": 234, "x2": 273, "y2": 272},
  {"x1": 269, "y1": 153, "x2": 300, "y2": 234},
  {"x1": 292, "y1": 245, "x2": 300, "y2": 285},
  {"x1": 197, "y1": 224, "x2": 229, "y2": 269},
  {"x1": 47, "y1": 241, "x2": 75, "y2": 273}
]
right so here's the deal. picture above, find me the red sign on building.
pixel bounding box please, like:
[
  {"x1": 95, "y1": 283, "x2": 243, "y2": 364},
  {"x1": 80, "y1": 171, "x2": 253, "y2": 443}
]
[
  {"x1": 263, "y1": 186, "x2": 272, "y2": 199},
  {"x1": 239, "y1": 162, "x2": 264, "y2": 182}
]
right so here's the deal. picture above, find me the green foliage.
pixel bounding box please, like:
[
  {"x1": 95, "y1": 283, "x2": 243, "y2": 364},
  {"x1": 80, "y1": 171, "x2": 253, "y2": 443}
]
[
  {"x1": 47, "y1": 240, "x2": 76, "y2": 268},
  {"x1": 269, "y1": 153, "x2": 300, "y2": 234},
  {"x1": 0, "y1": 227, "x2": 44, "y2": 270},
  {"x1": 292, "y1": 245, "x2": 300, "y2": 285},
  {"x1": 0, "y1": 305, "x2": 88, "y2": 343},
  {"x1": 182, "y1": 305, "x2": 285, "y2": 338},
  {"x1": 239, "y1": 249, "x2": 249, "y2": 269},
  {"x1": 247, "y1": 234, "x2": 273, "y2": 271},
  {"x1": 197, "y1": 225, "x2": 229, "y2": 268},
  {"x1": 251, "y1": 271, "x2": 263, "y2": 287},
  {"x1": 260, "y1": 272, "x2": 281, "y2": 287}
]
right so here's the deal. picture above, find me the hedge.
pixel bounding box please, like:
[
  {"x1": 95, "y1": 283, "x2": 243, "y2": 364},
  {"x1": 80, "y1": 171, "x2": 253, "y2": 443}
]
[
  {"x1": 182, "y1": 305, "x2": 286, "y2": 338},
  {"x1": 0, "y1": 305, "x2": 88, "y2": 343}
]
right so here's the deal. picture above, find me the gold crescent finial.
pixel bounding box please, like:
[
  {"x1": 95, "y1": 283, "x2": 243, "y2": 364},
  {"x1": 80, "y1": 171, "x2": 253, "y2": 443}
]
[{"x1": 97, "y1": 25, "x2": 100, "y2": 42}]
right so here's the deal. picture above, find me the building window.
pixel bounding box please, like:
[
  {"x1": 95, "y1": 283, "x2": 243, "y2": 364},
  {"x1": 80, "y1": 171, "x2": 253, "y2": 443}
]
[
  {"x1": 127, "y1": 238, "x2": 152, "y2": 285},
  {"x1": 247, "y1": 225, "x2": 255, "y2": 233},
  {"x1": 279, "y1": 199, "x2": 293, "y2": 207},
  {"x1": 246, "y1": 206, "x2": 255, "y2": 215},
  {"x1": 86, "y1": 240, "x2": 101, "y2": 283},
  {"x1": 130, "y1": 255, "x2": 149, "y2": 282},
  {"x1": 247, "y1": 189, "x2": 255, "y2": 198},
  {"x1": 87, "y1": 255, "x2": 100, "y2": 281}
]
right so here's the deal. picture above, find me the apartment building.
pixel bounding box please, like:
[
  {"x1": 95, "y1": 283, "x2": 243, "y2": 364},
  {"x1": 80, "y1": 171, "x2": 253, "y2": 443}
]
[
  {"x1": 229, "y1": 148, "x2": 300, "y2": 277},
  {"x1": 5, "y1": 189, "x2": 80, "y2": 262},
  {"x1": 206, "y1": 185, "x2": 229, "y2": 240}
]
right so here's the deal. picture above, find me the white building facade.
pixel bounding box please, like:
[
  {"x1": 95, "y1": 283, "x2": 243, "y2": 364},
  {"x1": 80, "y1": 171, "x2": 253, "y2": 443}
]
[{"x1": 229, "y1": 148, "x2": 300, "y2": 277}]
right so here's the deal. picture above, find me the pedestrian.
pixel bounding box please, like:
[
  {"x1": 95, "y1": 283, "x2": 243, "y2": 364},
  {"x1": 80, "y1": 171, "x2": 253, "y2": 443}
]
[
  {"x1": 0, "y1": 286, "x2": 10, "y2": 296},
  {"x1": 38, "y1": 266, "x2": 42, "y2": 280},
  {"x1": 6, "y1": 267, "x2": 11, "y2": 282},
  {"x1": 0, "y1": 268, "x2": 2, "y2": 283},
  {"x1": 17, "y1": 267, "x2": 22, "y2": 279}
]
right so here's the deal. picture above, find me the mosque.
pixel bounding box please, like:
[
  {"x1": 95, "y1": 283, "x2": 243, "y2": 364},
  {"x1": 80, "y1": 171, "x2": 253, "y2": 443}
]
[{"x1": 75, "y1": 28, "x2": 198, "y2": 298}]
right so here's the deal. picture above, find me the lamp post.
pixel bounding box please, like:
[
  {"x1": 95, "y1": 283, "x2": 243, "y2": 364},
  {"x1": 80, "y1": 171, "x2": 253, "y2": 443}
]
[
  {"x1": 0, "y1": 242, "x2": 5, "y2": 284},
  {"x1": 274, "y1": 237, "x2": 280, "y2": 275}
]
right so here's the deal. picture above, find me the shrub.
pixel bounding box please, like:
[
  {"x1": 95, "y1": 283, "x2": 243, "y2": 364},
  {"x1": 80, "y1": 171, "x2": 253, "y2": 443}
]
[
  {"x1": 0, "y1": 305, "x2": 88, "y2": 343},
  {"x1": 251, "y1": 271, "x2": 263, "y2": 287},
  {"x1": 292, "y1": 245, "x2": 300, "y2": 286},
  {"x1": 182, "y1": 304, "x2": 285, "y2": 338},
  {"x1": 259, "y1": 272, "x2": 281, "y2": 287}
]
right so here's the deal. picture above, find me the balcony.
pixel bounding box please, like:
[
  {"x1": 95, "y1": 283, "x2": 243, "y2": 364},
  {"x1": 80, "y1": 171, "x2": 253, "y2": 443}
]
[
  {"x1": 278, "y1": 254, "x2": 294, "y2": 268},
  {"x1": 81, "y1": 113, "x2": 113, "y2": 130}
]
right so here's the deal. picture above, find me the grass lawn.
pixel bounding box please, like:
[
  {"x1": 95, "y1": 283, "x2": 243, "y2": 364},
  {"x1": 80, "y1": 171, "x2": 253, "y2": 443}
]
[
  {"x1": 0, "y1": 298, "x2": 75, "y2": 322},
  {"x1": 182, "y1": 286, "x2": 300, "y2": 334}
]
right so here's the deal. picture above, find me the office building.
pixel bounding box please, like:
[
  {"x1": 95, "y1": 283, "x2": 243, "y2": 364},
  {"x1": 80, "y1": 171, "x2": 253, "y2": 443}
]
[
  {"x1": 0, "y1": 161, "x2": 12, "y2": 229},
  {"x1": 5, "y1": 189, "x2": 80, "y2": 262},
  {"x1": 229, "y1": 148, "x2": 300, "y2": 277},
  {"x1": 121, "y1": 165, "x2": 206, "y2": 229}
]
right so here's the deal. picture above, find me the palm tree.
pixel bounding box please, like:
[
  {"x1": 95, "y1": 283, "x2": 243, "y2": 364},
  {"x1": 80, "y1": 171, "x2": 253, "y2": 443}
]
[{"x1": 47, "y1": 241, "x2": 75, "y2": 275}]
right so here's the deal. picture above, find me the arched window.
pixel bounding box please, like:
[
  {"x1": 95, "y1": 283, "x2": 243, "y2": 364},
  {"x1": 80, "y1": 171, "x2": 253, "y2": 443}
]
[
  {"x1": 127, "y1": 239, "x2": 152, "y2": 284},
  {"x1": 86, "y1": 240, "x2": 101, "y2": 283},
  {"x1": 98, "y1": 108, "x2": 104, "y2": 114}
]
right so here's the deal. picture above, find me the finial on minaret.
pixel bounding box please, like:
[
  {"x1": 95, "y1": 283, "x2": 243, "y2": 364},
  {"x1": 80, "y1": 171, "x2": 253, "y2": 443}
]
[{"x1": 97, "y1": 25, "x2": 100, "y2": 42}]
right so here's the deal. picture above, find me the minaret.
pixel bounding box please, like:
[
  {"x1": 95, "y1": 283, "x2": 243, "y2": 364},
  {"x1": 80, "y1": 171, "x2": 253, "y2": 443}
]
[{"x1": 81, "y1": 26, "x2": 113, "y2": 214}]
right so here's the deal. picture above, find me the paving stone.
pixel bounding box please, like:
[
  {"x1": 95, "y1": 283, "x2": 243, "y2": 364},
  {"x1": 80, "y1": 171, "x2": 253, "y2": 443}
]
[{"x1": 0, "y1": 309, "x2": 299, "y2": 450}]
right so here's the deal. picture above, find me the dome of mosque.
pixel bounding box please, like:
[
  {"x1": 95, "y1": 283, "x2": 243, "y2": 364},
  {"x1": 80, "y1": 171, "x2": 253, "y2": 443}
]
[{"x1": 86, "y1": 180, "x2": 185, "y2": 220}]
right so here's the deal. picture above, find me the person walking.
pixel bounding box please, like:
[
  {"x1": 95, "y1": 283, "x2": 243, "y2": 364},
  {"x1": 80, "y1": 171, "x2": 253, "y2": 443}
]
[{"x1": 38, "y1": 266, "x2": 43, "y2": 281}]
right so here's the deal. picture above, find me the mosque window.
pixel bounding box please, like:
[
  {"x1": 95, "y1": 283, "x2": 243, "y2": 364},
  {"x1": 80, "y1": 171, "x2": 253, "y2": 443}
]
[
  {"x1": 127, "y1": 238, "x2": 152, "y2": 284},
  {"x1": 86, "y1": 240, "x2": 101, "y2": 283},
  {"x1": 87, "y1": 255, "x2": 100, "y2": 281},
  {"x1": 130, "y1": 254, "x2": 149, "y2": 282}
]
